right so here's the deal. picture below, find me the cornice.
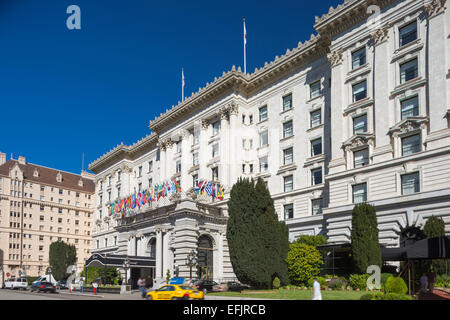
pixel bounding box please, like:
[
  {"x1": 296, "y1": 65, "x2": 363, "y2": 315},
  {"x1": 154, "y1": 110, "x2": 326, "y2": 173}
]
[{"x1": 88, "y1": 133, "x2": 158, "y2": 173}]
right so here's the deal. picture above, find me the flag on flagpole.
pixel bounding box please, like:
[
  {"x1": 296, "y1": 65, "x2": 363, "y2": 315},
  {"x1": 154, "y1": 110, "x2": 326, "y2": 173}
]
[{"x1": 243, "y1": 18, "x2": 247, "y2": 74}]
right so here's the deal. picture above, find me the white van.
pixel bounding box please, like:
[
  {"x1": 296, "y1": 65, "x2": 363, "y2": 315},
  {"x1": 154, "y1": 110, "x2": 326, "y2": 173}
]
[{"x1": 3, "y1": 277, "x2": 28, "y2": 290}]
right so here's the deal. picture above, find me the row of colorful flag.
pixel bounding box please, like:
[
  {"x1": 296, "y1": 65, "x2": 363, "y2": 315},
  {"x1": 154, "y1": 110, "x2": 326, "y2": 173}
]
[{"x1": 107, "y1": 179, "x2": 225, "y2": 217}]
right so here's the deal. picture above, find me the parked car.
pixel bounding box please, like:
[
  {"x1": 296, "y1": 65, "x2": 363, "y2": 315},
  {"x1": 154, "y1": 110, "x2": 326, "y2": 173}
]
[
  {"x1": 192, "y1": 280, "x2": 218, "y2": 294},
  {"x1": 146, "y1": 284, "x2": 204, "y2": 300},
  {"x1": 227, "y1": 281, "x2": 250, "y2": 292},
  {"x1": 56, "y1": 280, "x2": 68, "y2": 290},
  {"x1": 212, "y1": 282, "x2": 228, "y2": 292},
  {"x1": 30, "y1": 281, "x2": 57, "y2": 293},
  {"x1": 3, "y1": 277, "x2": 28, "y2": 290}
]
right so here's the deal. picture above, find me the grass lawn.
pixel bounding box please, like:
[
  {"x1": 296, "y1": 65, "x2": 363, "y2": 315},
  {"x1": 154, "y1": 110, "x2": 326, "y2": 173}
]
[{"x1": 208, "y1": 289, "x2": 368, "y2": 300}]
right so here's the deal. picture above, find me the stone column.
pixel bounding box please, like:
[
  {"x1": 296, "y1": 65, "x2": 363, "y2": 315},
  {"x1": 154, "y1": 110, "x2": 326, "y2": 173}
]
[
  {"x1": 371, "y1": 26, "x2": 393, "y2": 163},
  {"x1": 425, "y1": 1, "x2": 450, "y2": 148},
  {"x1": 155, "y1": 228, "x2": 163, "y2": 279},
  {"x1": 180, "y1": 130, "x2": 190, "y2": 191},
  {"x1": 228, "y1": 103, "x2": 239, "y2": 186},
  {"x1": 159, "y1": 142, "x2": 167, "y2": 182},
  {"x1": 199, "y1": 119, "x2": 209, "y2": 180},
  {"x1": 327, "y1": 49, "x2": 346, "y2": 174},
  {"x1": 216, "y1": 232, "x2": 224, "y2": 281},
  {"x1": 219, "y1": 108, "x2": 229, "y2": 185},
  {"x1": 162, "y1": 230, "x2": 169, "y2": 280}
]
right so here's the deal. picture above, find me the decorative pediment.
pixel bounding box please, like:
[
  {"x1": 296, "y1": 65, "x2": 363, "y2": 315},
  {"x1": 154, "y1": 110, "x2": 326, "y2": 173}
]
[
  {"x1": 342, "y1": 134, "x2": 374, "y2": 152},
  {"x1": 388, "y1": 117, "x2": 428, "y2": 137}
]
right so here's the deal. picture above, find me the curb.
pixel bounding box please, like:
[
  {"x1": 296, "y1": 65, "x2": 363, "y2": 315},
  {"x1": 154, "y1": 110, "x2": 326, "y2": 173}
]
[{"x1": 58, "y1": 292, "x2": 104, "y2": 298}]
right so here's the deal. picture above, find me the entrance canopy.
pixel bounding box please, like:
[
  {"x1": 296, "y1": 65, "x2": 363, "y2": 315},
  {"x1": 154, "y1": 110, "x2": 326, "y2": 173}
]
[
  {"x1": 381, "y1": 236, "x2": 450, "y2": 261},
  {"x1": 85, "y1": 253, "x2": 156, "y2": 268}
]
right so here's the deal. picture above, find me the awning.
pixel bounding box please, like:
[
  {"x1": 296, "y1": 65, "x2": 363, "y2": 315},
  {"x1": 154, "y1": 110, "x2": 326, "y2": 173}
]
[
  {"x1": 381, "y1": 236, "x2": 450, "y2": 261},
  {"x1": 85, "y1": 253, "x2": 156, "y2": 268}
]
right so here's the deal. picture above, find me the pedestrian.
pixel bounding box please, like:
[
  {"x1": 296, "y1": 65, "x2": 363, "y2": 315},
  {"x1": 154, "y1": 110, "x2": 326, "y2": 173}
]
[
  {"x1": 312, "y1": 278, "x2": 322, "y2": 300},
  {"x1": 138, "y1": 277, "x2": 147, "y2": 299},
  {"x1": 427, "y1": 270, "x2": 436, "y2": 294},
  {"x1": 79, "y1": 278, "x2": 84, "y2": 293},
  {"x1": 420, "y1": 273, "x2": 428, "y2": 294}
]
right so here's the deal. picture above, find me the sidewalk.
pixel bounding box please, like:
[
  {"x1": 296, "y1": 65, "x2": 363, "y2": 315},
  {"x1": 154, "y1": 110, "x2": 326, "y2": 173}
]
[{"x1": 59, "y1": 290, "x2": 144, "y2": 300}]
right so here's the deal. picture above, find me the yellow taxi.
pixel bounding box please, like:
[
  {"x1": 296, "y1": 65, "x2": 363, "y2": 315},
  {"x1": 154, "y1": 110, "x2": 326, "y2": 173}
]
[{"x1": 146, "y1": 284, "x2": 205, "y2": 300}]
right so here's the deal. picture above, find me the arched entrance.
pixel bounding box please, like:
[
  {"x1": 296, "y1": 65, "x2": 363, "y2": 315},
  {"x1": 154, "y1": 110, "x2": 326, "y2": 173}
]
[{"x1": 197, "y1": 235, "x2": 214, "y2": 280}]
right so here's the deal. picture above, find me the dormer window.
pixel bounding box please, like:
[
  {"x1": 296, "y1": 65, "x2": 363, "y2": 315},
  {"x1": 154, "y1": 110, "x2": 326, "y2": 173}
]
[
  {"x1": 56, "y1": 172, "x2": 62, "y2": 183},
  {"x1": 78, "y1": 179, "x2": 83, "y2": 187},
  {"x1": 33, "y1": 169, "x2": 39, "y2": 177}
]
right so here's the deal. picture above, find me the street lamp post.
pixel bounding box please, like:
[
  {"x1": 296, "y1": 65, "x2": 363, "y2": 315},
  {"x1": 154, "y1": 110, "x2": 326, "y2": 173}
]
[
  {"x1": 122, "y1": 257, "x2": 130, "y2": 285},
  {"x1": 48, "y1": 267, "x2": 53, "y2": 284},
  {"x1": 186, "y1": 250, "x2": 197, "y2": 281}
]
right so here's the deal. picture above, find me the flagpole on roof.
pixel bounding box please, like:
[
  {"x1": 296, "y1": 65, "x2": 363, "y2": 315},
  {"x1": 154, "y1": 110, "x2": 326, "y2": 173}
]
[
  {"x1": 182, "y1": 68, "x2": 185, "y2": 102},
  {"x1": 243, "y1": 18, "x2": 247, "y2": 74}
]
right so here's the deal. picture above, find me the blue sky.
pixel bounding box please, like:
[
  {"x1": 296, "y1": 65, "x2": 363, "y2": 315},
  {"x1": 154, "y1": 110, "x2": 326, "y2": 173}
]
[{"x1": 0, "y1": 0, "x2": 336, "y2": 174}]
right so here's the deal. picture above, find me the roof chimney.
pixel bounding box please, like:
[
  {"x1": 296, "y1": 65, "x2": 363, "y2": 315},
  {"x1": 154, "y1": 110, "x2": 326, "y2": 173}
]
[
  {"x1": 18, "y1": 156, "x2": 26, "y2": 165},
  {"x1": 0, "y1": 152, "x2": 6, "y2": 165}
]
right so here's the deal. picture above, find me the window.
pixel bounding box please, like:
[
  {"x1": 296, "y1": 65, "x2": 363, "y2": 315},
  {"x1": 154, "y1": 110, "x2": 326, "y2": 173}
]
[
  {"x1": 117, "y1": 170, "x2": 121, "y2": 181},
  {"x1": 59, "y1": 189, "x2": 63, "y2": 195},
  {"x1": 401, "y1": 172, "x2": 420, "y2": 195},
  {"x1": 148, "y1": 161, "x2": 153, "y2": 172},
  {"x1": 40, "y1": 186, "x2": 45, "y2": 192},
  {"x1": 259, "y1": 156, "x2": 268, "y2": 172},
  {"x1": 193, "y1": 152, "x2": 199, "y2": 166},
  {"x1": 249, "y1": 115, "x2": 253, "y2": 124},
  {"x1": 260, "y1": 130, "x2": 268, "y2": 147},
  {"x1": 310, "y1": 81, "x2": 321, "y2": 99},
  {"x1": 212, "y1": 167, "x2": 219, "y2": 181},
  {"x1": 249, "y1": 164, "x2": 253, "y2": 173},
  {"x1": 259, "y1": 105, "x2": 268, "y2": 122},
  {"x1": 117, "y1": 186, "x2": 121, "y2": 198},
  {"x1": 193, "y1": 174, "x2": 199, "y2": 187},
  {"x1": 311, "y1": 138, "x2": 322, "y2": 156},
  {"x1": 312, "y1": 199, "x2": 323, "y2": 215},
  {"x1": 284, "y1": 204, "x2": 294, "y2": 220},
  {"x1": 283, "y1": 120, "x2": 293, "y2": 138},
  {"x1": 138, "y1": 166, "x2": 142, "y2": 177},
  {"x1": 354, "y1": 148, "x2": 369, "y2": 168},
  {"x1": 352, "y1": 47, "x2": 366, "y2": 69},
  {"x1": 352, "y1": 80, "x2": 367, "y2": 102},
  {"x1": 176, "y1": 141, "x2": 182, "y2": 153},
  {"x1": 58, "y1": 218, "x2": 62, "y2": 223},
  {"x1": 311, "y1": 167, "x2": 323, "y2": 185},
  {"x1": 399, "y1": 21, "x2": 417, "y2": 47},
  {"x1": 212, "y1": 121, "x2": 221, "y2": 136},
  {"x1": 353, "y1": 114, "x2": 367, "y2": 134},
  {"x1": 402, "y1": 134, "x2": 421, "y2": 156},
  {"x1": 212, "y1": 143, "x2": 219, "y2": 158},
  {"x1": 283, "y1": 147, "x2": 294, "y2": 165},
  {"x1": 310, "y1": 109, "x2": 321, "y2": 128},
  {"x1": 401, "y1": 96, "x2": 419, "y2": 119},
  {"x1": 283, "y1": 94, "x2": 292, "y2": 111},
  {"x1": 176, "y1": 160, "x2": 181, "y2": 173},
  {"x1": 39, "y1": 215, "x2": 44, "y2": 221},
  {"x1": 284, "y1": 175, "x2": 293, "y2": 192},
  {"x1": 353, "y1": 183, "x2": 367, "y2": 203},
  {"x1": 400, "y1": 58, "x2": 418, "y2": 83}
]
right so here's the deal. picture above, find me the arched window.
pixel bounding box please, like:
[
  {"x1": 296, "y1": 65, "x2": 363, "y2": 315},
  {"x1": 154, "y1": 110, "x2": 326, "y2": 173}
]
[
  {"x1": 197, "y1": 235, "x2": 214, "y2": 280},
  {"x1": 147, "y1": 238, "x2": 156, "y2": 259}
]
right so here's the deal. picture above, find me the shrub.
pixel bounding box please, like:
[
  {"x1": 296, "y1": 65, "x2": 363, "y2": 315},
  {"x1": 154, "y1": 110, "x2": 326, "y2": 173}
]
[
  {"x1": 272, "y1": 277, "x2": 281, "y2": 289},
  {"x1": 328, "y1": 277, "x2": 347, "y2": 290},
  {"x1": 293, "y1": 235, "x2": 327, "y2": 247},
  {"x1": 380, "y1": 273, "x2": 393, "y2": 289},
  {"x1": 349, "y1": 274, "x2": 370, "y2": 290},
  {"x1": 307, "y1": 276, "x2": 327, "y2": 288},
  {"x1": 435, "y1": 274, "x2": 450, "y2": 288},
  {"x1": 359, "y1": 292, "x2": 413, "y2": 300},
  {"x1": 286, "y1": 243, "x2": 323, "y2": 286},
  {"x1": 384, "y1": 276, "x2": 408, "y2": 295}
]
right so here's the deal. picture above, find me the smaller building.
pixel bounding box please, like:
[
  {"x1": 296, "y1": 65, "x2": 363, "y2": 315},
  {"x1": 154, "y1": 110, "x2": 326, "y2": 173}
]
[{"x1": 0, "y1": 152, "x2": 95, "y2": 281}]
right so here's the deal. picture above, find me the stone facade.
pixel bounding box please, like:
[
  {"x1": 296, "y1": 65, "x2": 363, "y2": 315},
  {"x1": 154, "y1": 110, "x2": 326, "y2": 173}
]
[{"x1": 89, "y1": 0, "x2": 450, "y2": 284}]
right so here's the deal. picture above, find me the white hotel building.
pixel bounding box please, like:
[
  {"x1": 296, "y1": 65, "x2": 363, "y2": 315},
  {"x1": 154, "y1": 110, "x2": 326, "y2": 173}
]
[{"x1": 88, "y1": 0, "x2": 450, "y2": 286}]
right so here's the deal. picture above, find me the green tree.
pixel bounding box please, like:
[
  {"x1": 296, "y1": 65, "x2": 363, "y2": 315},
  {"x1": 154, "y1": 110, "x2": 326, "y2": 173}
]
[
  {"x1": 293, "y1": 235, "x2": 327, "y2": 247},
  {"x1": 286, "y1": 243, "x2": 323, "y2": 286},
  {"x1": 226, "y1": 178, "x2": 289, "y2": 288},
  {"x1": 81, "y1": 266, "x2": 118, "y2": 284},
  {"x1": 48, "y1": 241, "x2": 77, "y2": 281},
  {"x1": 423, "y1": 215, "x2": 447, "y2": 273},
  {"x1": 350, "y1": 203, "x2": 382, "y2": 274}
]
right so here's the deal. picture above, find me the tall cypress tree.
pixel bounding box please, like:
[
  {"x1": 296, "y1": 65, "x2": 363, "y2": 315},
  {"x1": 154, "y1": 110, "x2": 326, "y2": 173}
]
[
  {"x1": 423, "y1": 215, "x2": 446, "y2": 273},
  {"x1": 226, "y1": 178, "x2": 289, "y2": 288},
  {"x1": 350, "y1": 203, "x2": 381, "y2": 274},
  {"x1": 49, "y1": 241, "x2": 77, "y2": 281}
]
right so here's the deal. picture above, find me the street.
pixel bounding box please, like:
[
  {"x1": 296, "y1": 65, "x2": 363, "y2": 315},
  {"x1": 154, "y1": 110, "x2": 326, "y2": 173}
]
[{"x1": 0, "y1": 288, "x2": 268, "y2": 300}]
